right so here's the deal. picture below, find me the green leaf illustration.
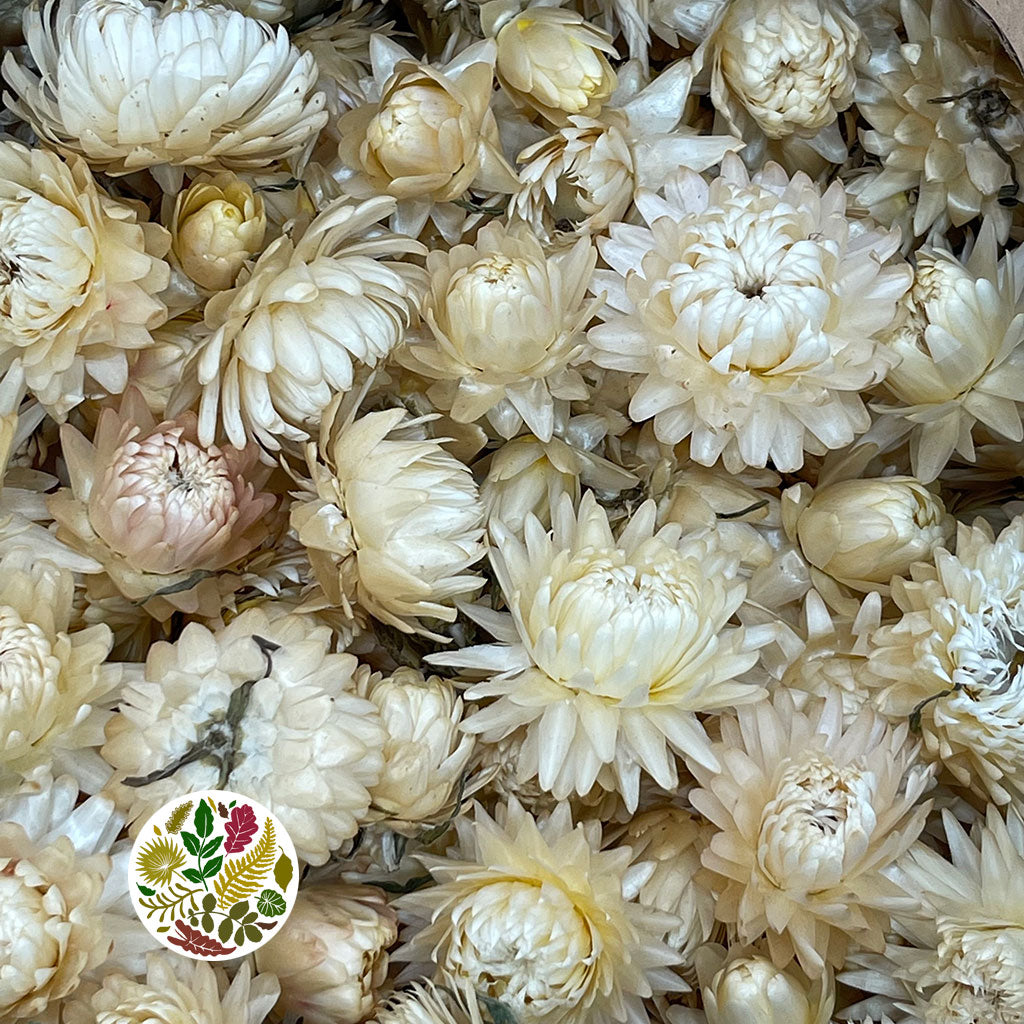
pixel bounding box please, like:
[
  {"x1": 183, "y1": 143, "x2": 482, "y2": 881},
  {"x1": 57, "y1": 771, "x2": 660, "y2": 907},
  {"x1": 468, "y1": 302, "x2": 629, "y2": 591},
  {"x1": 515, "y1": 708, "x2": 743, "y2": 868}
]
[
  {"x1": 256, "y1": 889, "x2": 287, "y2": 917},
  {"x1": 273, "y1": 851, "x2": 293, "y2": 890},
  {"x1": 202, "y1": 893, "x2": 216, "y2": 912},
  {"x1": 219, "y1": 917, "x2": 233, "y2": 942},
  {"x1": 180, "y1": 832, "x2": 200, "y2": 856},
  {"x1": 137, "y1": 882, "x2": 201, "y2": 923},
  {"x1": 194, "y1": 801, "x2": 214, "y2": 839},
  {"x1": 164, "y1": 800, "x2": 194, "y2": 835},
  {"x1": 229, "y1": 900, "x2": 250, "y2": 919},
  {"x1": 182, "y1": 868, "x2": 204, "y2": 884},
  {"x1": 200, "y1": 836, "x2": 223, "y2": 858},
  {"x1": 202, "y1": 855, "x2": 223, "y2": 878},
  {"x1": 137, "y1": 884, "x2": 156, "y2": 896},
  {"x1": 244, "y1": 925, "x2": 262, "y2": 942}
]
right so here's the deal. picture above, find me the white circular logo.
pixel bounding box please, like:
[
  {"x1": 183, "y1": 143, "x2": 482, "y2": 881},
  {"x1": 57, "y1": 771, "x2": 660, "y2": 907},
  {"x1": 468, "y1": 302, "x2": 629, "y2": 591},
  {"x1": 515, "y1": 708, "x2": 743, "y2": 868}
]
[{"x1": 129, "y1": 790, "x2": 298, "y2": 960}]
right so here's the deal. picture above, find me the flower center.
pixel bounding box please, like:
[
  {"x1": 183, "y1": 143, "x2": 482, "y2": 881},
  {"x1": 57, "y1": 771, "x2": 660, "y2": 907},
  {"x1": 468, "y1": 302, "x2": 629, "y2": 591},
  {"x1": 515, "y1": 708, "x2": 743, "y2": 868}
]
[
  {"x1": 0, "y1": 606, "x2": 58, "y2": 697},
  {"x1": 0, "y1": 872, "x2": 60, "y2": 1007}
]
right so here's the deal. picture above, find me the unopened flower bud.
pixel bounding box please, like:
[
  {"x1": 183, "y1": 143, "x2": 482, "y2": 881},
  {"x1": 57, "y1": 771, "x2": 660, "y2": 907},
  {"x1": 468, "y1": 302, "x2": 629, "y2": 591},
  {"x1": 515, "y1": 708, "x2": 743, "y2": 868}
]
[
  {"x1": 784, "y1": 477, "x2": 954, "y2": 591},
  {"x1": 703, "y1": 955, "x2": 834, "y2": 1024},
  {"x1": 169, "y1": 173, "x2": 266, "y2": 292}
]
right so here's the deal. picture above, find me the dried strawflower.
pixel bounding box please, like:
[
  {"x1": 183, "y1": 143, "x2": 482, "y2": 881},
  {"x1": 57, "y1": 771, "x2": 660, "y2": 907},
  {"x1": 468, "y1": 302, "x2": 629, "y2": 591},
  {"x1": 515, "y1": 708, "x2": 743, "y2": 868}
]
[{"x1": 701, "y1": 952, "x2": 835, "y2": 1024}]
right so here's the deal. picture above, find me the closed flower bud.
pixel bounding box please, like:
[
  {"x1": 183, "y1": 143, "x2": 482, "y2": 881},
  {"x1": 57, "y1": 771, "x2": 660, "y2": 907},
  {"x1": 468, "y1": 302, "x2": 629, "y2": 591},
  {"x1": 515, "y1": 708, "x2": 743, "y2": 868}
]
[
  {"x1": 489, "y1": 5, "x2": 617, "y2": 123},
  {"x1": 360, "y1": 668, "x2": 475, "y2": 828},
  {"x1": 255, "y1": 883, "x2": 398, "y2": 1024},
  {"x1": 169, "y1": 173, "x2": 266, "y2": 292},
  {"x1": 783, "y1": 477, "x2": 954, "y2": 593},
  {"x1": 703, "y1": 955, "x2": 834, "y2": 1024}
]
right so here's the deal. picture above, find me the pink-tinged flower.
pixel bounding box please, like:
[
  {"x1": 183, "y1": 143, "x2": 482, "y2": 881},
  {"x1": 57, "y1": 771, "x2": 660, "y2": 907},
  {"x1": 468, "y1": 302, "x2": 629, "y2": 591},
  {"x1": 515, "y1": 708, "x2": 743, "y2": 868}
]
[{"x1": 49, "y1": 388, "x2": 275, "y2": 618}]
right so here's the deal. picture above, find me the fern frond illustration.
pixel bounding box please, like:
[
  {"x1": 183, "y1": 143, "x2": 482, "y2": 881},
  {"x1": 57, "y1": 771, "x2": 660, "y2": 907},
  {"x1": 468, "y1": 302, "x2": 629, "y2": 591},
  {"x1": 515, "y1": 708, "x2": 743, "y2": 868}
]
[
  {"x1": 136, "y1": 836, "x2": 188, "y2": 886},
  {"x1": 214, "y1": 818, "x2": 276, "y2": 908},
  {"x1": 164, "y1": 800, "x2": 193, "y2": 834},
  {"x1": 137, "y1": 881, "x2": 202, "y2": 923}
]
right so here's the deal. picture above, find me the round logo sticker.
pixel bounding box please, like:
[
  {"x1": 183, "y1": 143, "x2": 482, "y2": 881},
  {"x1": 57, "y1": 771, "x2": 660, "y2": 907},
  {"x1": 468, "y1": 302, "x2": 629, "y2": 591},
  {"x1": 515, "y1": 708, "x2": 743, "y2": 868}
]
[{"x1": 129, "y1": 790, "x2": 298, "y2": 960}]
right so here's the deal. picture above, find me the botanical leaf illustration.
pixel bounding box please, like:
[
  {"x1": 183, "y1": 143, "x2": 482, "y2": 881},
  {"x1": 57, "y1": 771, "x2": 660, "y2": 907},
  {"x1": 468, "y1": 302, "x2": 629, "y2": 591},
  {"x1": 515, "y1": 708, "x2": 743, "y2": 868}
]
[
  {"x1": 136, "y1": 836, "x2": 187, "y2": 887},
  {"x1": 224, "y1": 804, "x2": 258, "y2": 853},
  {"x1": 164, "y1": 800, "x2": 193, "y2": 834},
  {"x1": 194, "y1": 800, "x2": 214, "y2": 839},
  {"x1": 168, "y1": 920, "x2": 237, "y2": 957},
  {"x1": 213, "y1": 817, "x2": 276, "y2": 908},
  {"x1": 137, "y1": 882, "x2": 202, "y2": 923},
  {"x1": 257, "y1": 889, "x2": 287, "y2": 917},
  {"x1": 273, "y1": 851, "x2": 293, "y2": 890}
]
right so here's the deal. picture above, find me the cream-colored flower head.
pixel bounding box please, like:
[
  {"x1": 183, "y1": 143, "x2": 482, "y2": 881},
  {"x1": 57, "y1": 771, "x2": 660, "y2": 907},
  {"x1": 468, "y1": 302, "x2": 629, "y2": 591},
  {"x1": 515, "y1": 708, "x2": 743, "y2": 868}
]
[
  {"x1": 294, "y1": 7, "x2": 379, "y2": 117},
  {"x1": 702, "y1": 0, "x2": 862, "y2": 170},
  {"x1": 358, "y1": 667, "x2": 475, "y2": 830},
  {"x1": 291, "y1": 404, "x2": 486, "y2": 640},
  {"x1": 436, "y1": 491, "x2": 769, "y2": 810},
  {"x1": 0, "y1": 808, "x2": 111, "y2": 1019},
  {"x1": 588, "y1": 155, "x2": 911, "y2": 473},
  {"x1": 336, "y1": 37, "x2": 518, "y2": 237},
  {"x1": 171, "y1": 195, "x2": 427, "y2": 451},
  {"x1": 168, "y1": 173, "x2": 266, "y2": 293},
  {"x1": 862, "y1": 514, "x2": 1024, "y2": 806},
  {"x1": 689, "y1": 690, "x2": 933, "y2": 976},
  {"x1": 0, "y1": 546, "x2": 120, "y2": 789},
  {"x1": 67, "y1": 955, "x2": 279, "y2": 1024},
  {"x1": 397, "y1": 800, "x2": 683, "y2": 1024},
  {"x1": 373, "y1": 980, "x2": 483, "y2": 1024},
  {"x1": 255, "y1": 883, "x2": 397, "y2": 1024},
  {"x1": 619, "y1": 805, "x2": 717, "y2": 969},
  {"x1": 874, "y1": 222, "x2": 1024, "y2": 483},
  {"x1": 782, "y1": 477, "x2": 954, "y2": 596},
  {"x1": 701, "y1": 950, "x2": 834, "y2": 1024},
  {"x1": 484, "y1": 2, "x2": 617, "y2": 124},
  {"x1": 400, "y1": 222, "x2": 598, "y2": 441},
  {"x1": 49, "y1": 387, "x2": 276, "y2": 620},
  {"x1": 856, "y1": 0, "x2": 1024, "y2": 243},
  {"x1": 101, "y1": 605, "x2": 386, "y2": 864},
  {"x1": 3, "y1": 0, "x2": 327, "y2": 182},
  {"x1": 0, "y1": 141, "x2": 169, "y2": 417}
]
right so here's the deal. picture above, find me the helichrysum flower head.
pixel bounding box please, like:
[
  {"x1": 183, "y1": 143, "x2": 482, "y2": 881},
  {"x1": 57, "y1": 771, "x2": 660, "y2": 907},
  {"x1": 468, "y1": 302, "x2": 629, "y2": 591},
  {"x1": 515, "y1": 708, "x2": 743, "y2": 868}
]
[
  {"x1": 689, "y1": 690, "x2": 933, "y2": 976},
  {"x1": 703, "y1": 0, "x2": 862, "y2": 169},
  {"x1": 3, "y1": 0, "x2": 328, "y2": 180},
  {"x1": 874, "y1": 222, "x2": 1024, "y2": 483},
  {"x1": 168, "y1": 173, "x2": 267, "y2": 293},
  {"x1": 862, "y1": 514, "x2": 1024, "y2": 806},
  {"x1": 856, "y1": 0, "x2": 1024, "y2": 243},
  {"x1": 588, "y1": 155, "x2": 912, "y2": 473},
  {"x1": 701, "y1": 952, "x2": 835, "y2": 1024},
  {"x1": 397, "y1": 800, "x2": 683, "y2": 1024},
  {"x1": 0, "y1": 546, "x2": 120, "y2": 789},
  {"x1": 0, "y1": 141, "x2": 170, "y2": 417},
  {"x1": 101, "y1": 605, "x2": 386, "y2": 864},
  {"x1": 436, "y1": 491, "x2": 769, "y2": 810},
  {"x1": 291, "y1": 405, "x2": 486, "y2": 640},
  {"x1": 49, "y1": 387, "x2": 276, "y2": 619},
  {"x1": 486, "y1": 3, "x2": 618, "y2": 125},
  {"x1": 255, "y1": 883, "x2": 397, "y2": 1024},
  {"x1": 400, "y1": 222, "x2": 598, "y2": 441},
  {"x1": 67, "y1": 955, "x2": 280, "y2": 1024},
  {"x1": 782, "y1": 476, "x2": 954, "y2": 595},
  {"x1": 171, "y1": 195, "x2": 427, "y2": 451},
  {"x1": 372, "y1": 980, "x2": 483, "y2": 1024}
]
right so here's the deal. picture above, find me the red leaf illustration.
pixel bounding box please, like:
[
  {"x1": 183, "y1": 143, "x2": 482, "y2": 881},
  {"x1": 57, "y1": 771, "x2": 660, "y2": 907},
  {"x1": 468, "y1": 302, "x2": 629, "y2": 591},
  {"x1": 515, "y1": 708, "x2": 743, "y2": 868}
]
[
  {"x1": 224, "y1": 804, "x2": 258, "y2": 853},
  {"x1": 167, "y1": 920, "x2": 237, "y2": 957}
]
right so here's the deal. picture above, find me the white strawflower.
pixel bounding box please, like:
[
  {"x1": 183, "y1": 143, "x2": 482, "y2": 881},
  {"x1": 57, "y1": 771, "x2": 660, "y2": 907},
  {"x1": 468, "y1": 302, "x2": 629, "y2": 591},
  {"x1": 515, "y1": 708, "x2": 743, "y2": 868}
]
[
  {"x1": 66, "y1": 956, "x2": 279, "y2": 1024},
  {"x1": 702, "y1": 953, "x2": 834, "y2": 1024},
  {"x1": 359, "y1": 668, "x2": 475, "y2": 830},
  {"x1": 400, "y1": 222, "x2": 598, "y2": 441},
  {"x1": 171, "y1": 196, "x2": 427, "y2": 451},
  {"x1": 291, "y1": 406, "x2": 486, "y2": 641},
  {"x1": 588, "y1": 155, "x2": 911, "y2": 473},
  {"x1": 167, "y1": 173, "x2": 266, "y2": 293},
  {"x1": 781, "y1": 477, "x2": 954, "y2": 595},
  {"x1": 856, "y1": 0, "x2": 1024, "y2": 242},
  {"x1": 397, "y1": 800, "x2": 683, "y2": 1024},
  {"x1": 49, "y1": 387, "x2": 276, "y2": 621},
  {"x1": 689, "y1": 690, "x2": 933, "y2": 976},
  {"x1": 373, "y1": 981, "x2": 483, "y2": 1024},
  {"x1": 874, "y1": 222, "x2": 1024, "y2": 483},
  {"x1": 620, "y1": 805, "x2": 716, "y2": 968},
  {"x1": 3, "y1": 0, "x2": 328, "y2": 182},
  {"x1": 255, "y1": 883, "x2": 397, "y2": 1024},
  {"x1": 0, "y1": 547, "x2": 120, "y2": 789},
  {"x1": 0, "y1": 141, "x2": 169, "y2": 417},
  {"x1": 485, "y1": 3, "x2": 617, "y2": 124},
  {"x1": 862, "y1": 514, "x2": 1024, "y2": 806},
  {"x1": 101, "y1": 605, "x2": 386, "y2": 864},
  {"x1": 435, "y1": 491, "x2": 770, "y2": 810},
  {"x1": 702, "y1": 0, "x2": 862, "y2": 169}
]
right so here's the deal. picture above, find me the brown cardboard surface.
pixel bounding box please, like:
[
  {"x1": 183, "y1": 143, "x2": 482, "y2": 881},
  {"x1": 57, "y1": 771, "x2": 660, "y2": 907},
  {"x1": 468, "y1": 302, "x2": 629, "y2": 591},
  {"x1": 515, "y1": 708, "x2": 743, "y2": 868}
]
[{"x1": 972, "y1": 0, "x2": 1024, "y2": 67}]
